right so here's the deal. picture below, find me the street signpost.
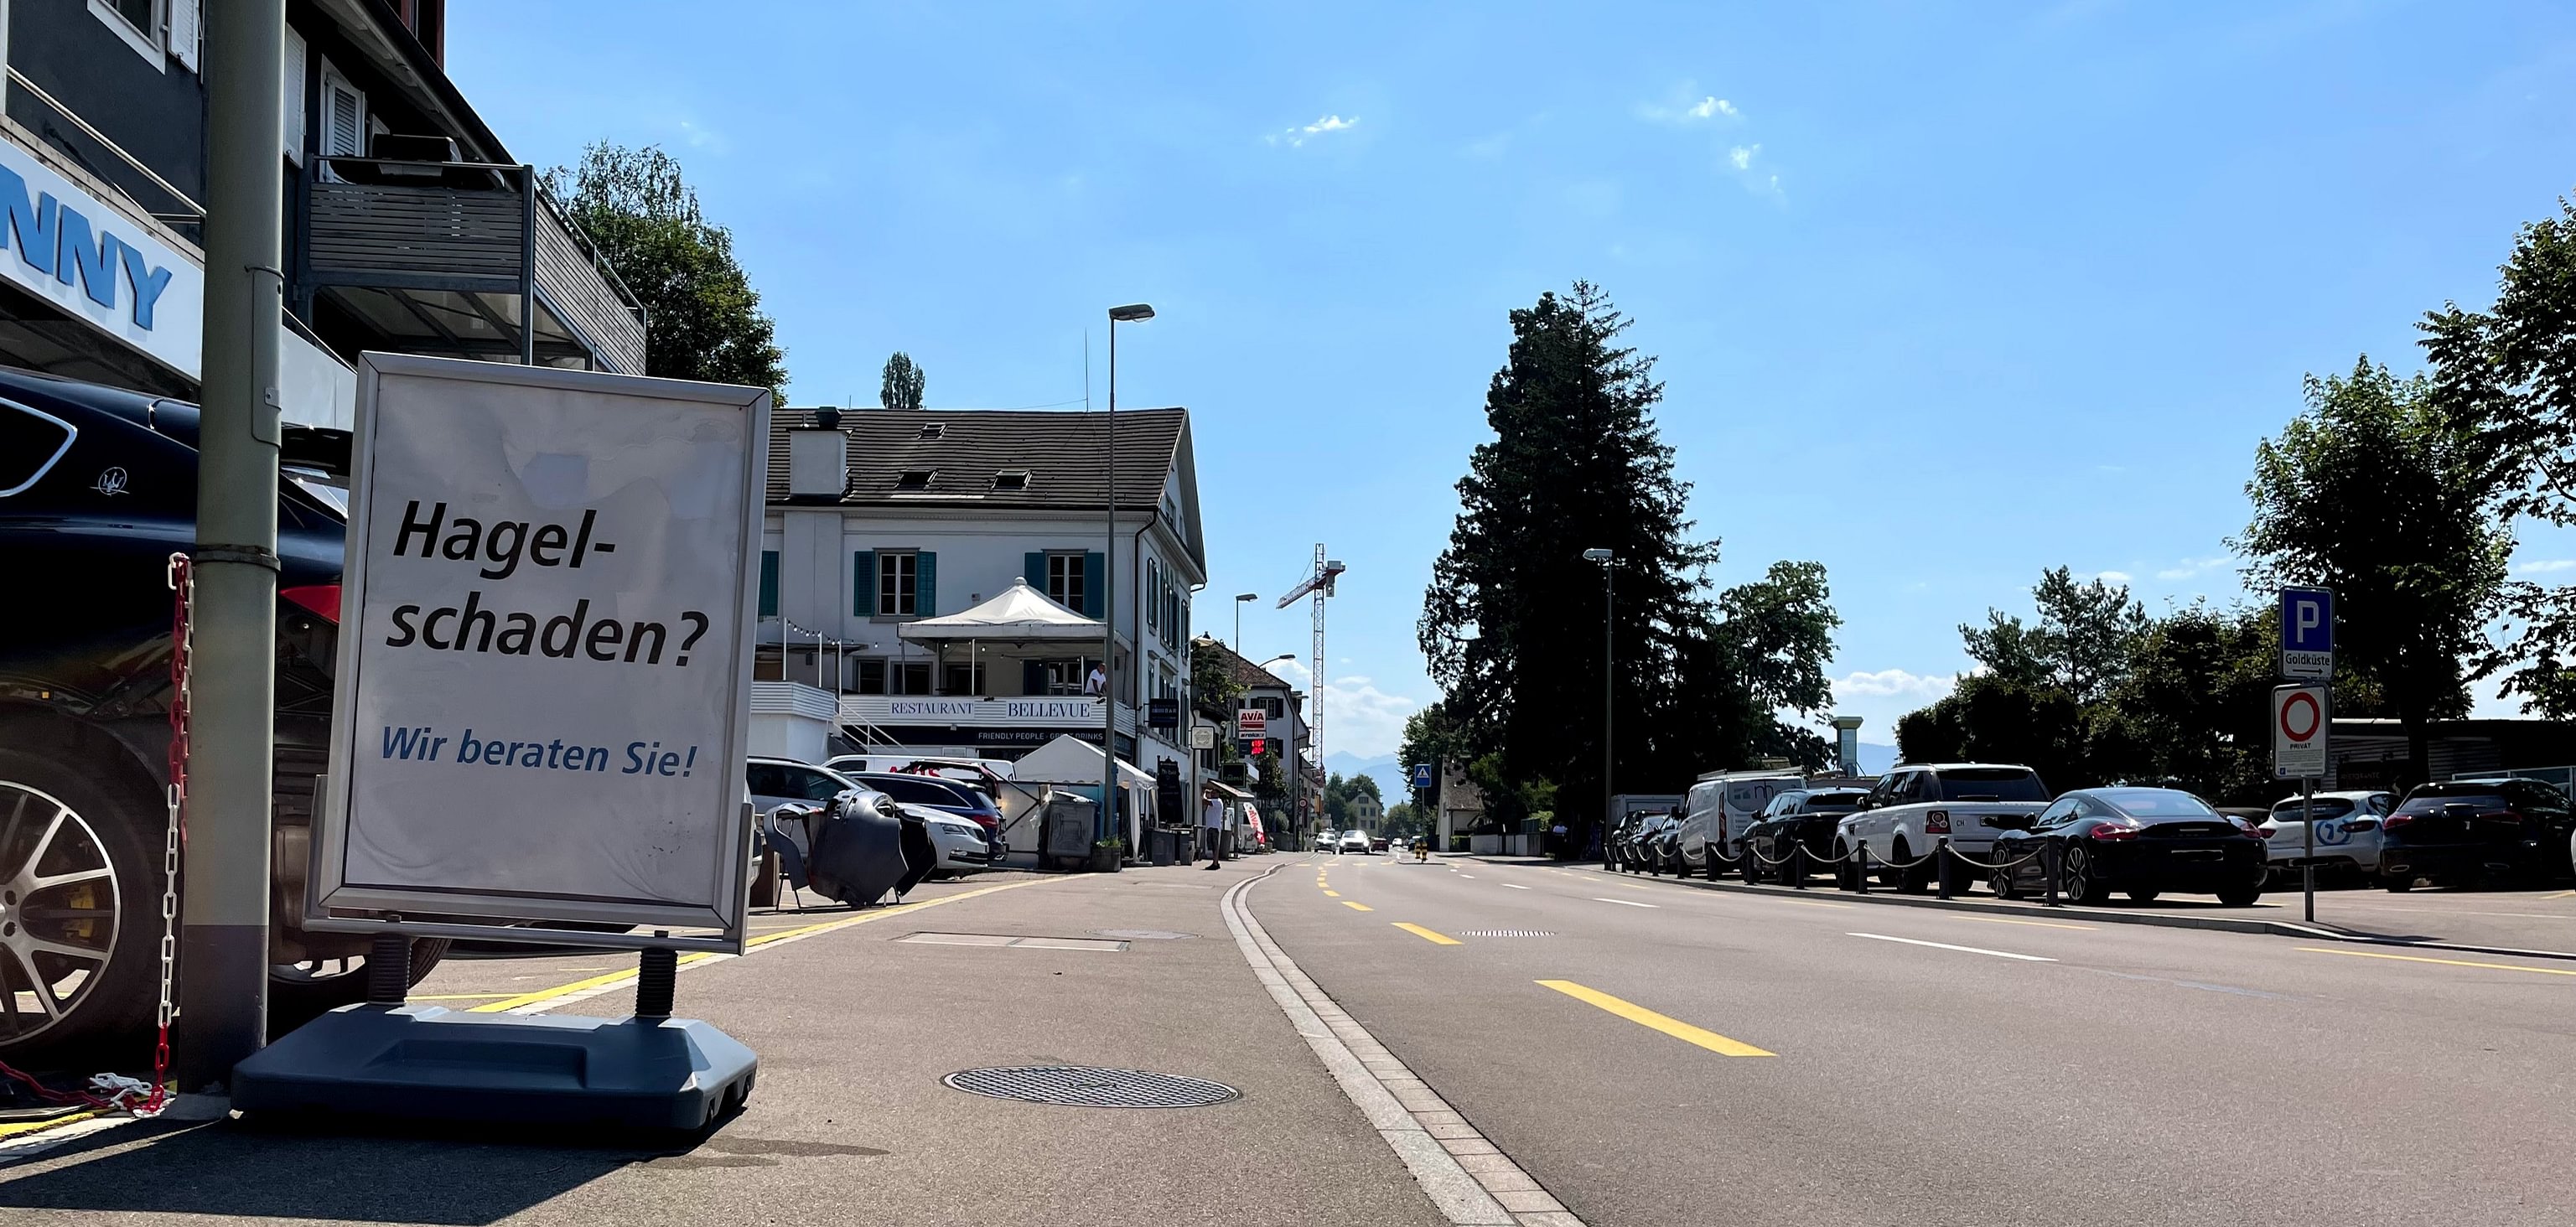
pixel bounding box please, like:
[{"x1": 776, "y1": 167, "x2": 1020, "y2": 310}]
[
  {"x1": 2280, "y1": 586, "x2": 2334, "y2": 680},
  {"x1": 233, "y1": 354, "x2": 769, "y2": 1129},
  {"x1": 1190, "y1": 726, "x2": 1216, "y2": 750},
  {"x1": 1408, "y1": 763, "x2": 1434, "y2": 792},
  {"x1": 2274, "y1": 681, "x2": 2330, "y2": 923},
  {"x1": 1236, "y1": 707, "x2": 1267, "y2": 742}
]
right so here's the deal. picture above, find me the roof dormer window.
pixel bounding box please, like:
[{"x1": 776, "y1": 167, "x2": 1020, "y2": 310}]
[{"x1": 896, "y1": 469, "x2": 936, "y2": 490}]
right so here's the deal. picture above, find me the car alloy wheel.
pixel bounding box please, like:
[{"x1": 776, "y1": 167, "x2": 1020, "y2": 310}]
[
  {"x1": 2060, "y1": 845, "x2": 2105, "y2": 905},
  {"x1": 0, "y1": 780, "x2": 122, "y2": 1048}
]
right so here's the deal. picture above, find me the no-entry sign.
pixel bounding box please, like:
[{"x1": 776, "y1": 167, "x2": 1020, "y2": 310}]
[{"x1": 2272, "y1": 684, "x2": 2329, "y2": 780}]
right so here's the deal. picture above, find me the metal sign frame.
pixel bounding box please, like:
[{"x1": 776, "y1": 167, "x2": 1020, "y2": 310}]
[
  {"x1": 2279, "y1": 586, "x2": 2334, "y2": 680},
  {"x1": 303, "y1": 354, "x2": 770, "y2": 955},
  {"x1": 2271, "y1": 683, "x2": 2330, "y2": 780}
]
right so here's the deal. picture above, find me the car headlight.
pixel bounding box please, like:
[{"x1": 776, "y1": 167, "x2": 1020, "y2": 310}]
[{"x1": 939, "y1": 823, "x2": 982, "y2": 839}]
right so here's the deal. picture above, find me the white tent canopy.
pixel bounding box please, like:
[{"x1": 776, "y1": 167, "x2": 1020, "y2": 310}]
[
  {"x1": 1010, "y1": 733, "x2": 1153, "y2": 790},
  {"x1": 898, "y1": 579, "x2": 1102, "y2": 645}
]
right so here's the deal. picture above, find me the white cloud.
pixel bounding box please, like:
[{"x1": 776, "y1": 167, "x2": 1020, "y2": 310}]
[
  {"x1": 1833, "y1": 668, "x2": 1956, "y2": 702},
  {"x1": 2516, "y1": 558, "x2": 2576, "y2": 574},
  {"x1": 1270, "y1": 114, "x2": 1360, "y2": 148},
  {"x1": 2154, "y1": 556, "x2": 2232, "y2": 581},
  {"x1": 1729, "y1": 143, "x2": 1758, "y2": 170},
  {"x1": 1266, "y1": 660, "x2": 1420, "y2": 758},
  {"x1": 1687, "y1": 96, "x2": 1738, "y2": 120},
  {"x1": 2096, "y1": 570, "x2": 2133, "y2": 584},
  {"x1": 1640, "y1": 90, "x2": 1742, "y2": 124}
]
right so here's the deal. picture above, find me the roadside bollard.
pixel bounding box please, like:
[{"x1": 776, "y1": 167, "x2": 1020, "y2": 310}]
[
  {"x1": 2042, "y1": 842, "x2": 2061, "y2": 909},
  {"x1": 1791, "y1": 845, "x2": 1806, "y2": 889},
  {"x1": 1853, "y1": 845, "x2": 1871, "y2": 894},
  {"x1": 1935, "y1": 836, "x2": 1954, "y2": 899}
]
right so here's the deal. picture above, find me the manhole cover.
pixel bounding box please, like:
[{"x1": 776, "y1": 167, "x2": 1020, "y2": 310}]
[
  {"x1": 943, "y1": 1066, "x2": 1240, "y2": 1109},
  {"x1": 1094, "y1": 929, "x2": 1195, "y2": 940},
  {"x1": 1457, "y1": 930, "x2": 1556, "y2": 938}
]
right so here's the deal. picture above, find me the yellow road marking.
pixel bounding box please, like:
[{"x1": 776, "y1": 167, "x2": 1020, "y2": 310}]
[
  {"x1": 1342, "y1": 901, "x2": 1375, "y2": 912},
  {"x1": 1393, "y1": 923, "x2": 1462, "y2": 945},
  {"x1": 1323, "y1": 889, "x2": 1340, "y2": 897},
  {"x1": 2295, "y1": 946, "x2": 2576, "y2": 977},
  {"x1": 1536, "y1": 980, "x2": 1773, "y2": 1057},
  {"x1": 0, "y1": 1110, "x2": 101, "y2": 1139},
  {"x1": 1972, "y1": 917, "x2": 2097, "y2": 931},
  {"x1": 412, "y1": 991, "x2": 520, "y2": 1001},
  {"x1": 469, "y1": 877, "x2": 1055, "y2": 1013},
  {"x1": 2542, "y1": 890, "x2": 2576, "y2": 901}
]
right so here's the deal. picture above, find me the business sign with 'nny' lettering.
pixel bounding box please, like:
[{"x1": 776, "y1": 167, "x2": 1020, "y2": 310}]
[{"x1": 310, "y1": 354, "x2": 770, "y2": 942}]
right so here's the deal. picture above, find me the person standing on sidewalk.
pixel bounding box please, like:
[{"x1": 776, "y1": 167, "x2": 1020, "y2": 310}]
[{"x1": 1201, "y1": 787, "x2": 1228, "y2": 868}]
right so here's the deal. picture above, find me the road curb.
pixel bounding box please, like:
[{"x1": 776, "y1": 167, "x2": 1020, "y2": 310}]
[
  {"x1": 1223, "y1": 865, "x2": 1586, "y2": 1227},
  {"x1": 1461, "y1": 856, "x2": 2576, "y2": 965}
]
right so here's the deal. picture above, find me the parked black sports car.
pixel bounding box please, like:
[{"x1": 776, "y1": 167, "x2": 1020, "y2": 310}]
[
  {"x1": 1988, "y1": 787, "x2": 2268, "y2": 906},
  {"x1": 1741, "y1": 788, "x2": 1869, "y2": 885},
  {"x1": 2377, "y1": 779, "x2": 2576, "y2": 891},
  {"x1": 0, "y1": 368, "x2": 444, "y2": 1060}
]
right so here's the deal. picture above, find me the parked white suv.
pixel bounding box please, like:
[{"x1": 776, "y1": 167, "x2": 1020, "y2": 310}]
[
  {"x1": 1834, "y1": 764, "x2": 2052, "y2": 891},
  {"x1": 2261, "y1": 790, "x2": 2394, "y2": 877}
]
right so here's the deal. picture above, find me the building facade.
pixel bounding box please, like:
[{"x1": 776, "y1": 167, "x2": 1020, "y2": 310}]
[
  {"x1": 760, "y1": 406, "x2": 1205, "y2": 784},
  {"x1": 0, "y1": 0, "x2": 642, "y2": 422},
  {"x1": 1193, "y1": 636, "x2": 1319, "y2": 850}
]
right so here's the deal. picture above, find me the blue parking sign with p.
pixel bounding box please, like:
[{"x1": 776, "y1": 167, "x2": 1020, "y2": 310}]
[{"x1": 2280, "y1": 587, "x2": 2333, "y2": 679}]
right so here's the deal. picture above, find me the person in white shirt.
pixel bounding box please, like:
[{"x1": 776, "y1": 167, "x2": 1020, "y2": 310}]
[
  {"x1": 1201, "y1": 790, "x2": 1228, "y2": 869},
  {"x1": 1084, "y1": 665, "x2": 1107, "y2": 696}
]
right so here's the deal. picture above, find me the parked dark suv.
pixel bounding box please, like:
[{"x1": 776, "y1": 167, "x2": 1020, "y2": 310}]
[
  {"x1": 0, "y1": 368, "x2": 443, "y2": 1061},
  {"x1": 2378, "y1": 778, "x2": 2576, "y2": 891}
]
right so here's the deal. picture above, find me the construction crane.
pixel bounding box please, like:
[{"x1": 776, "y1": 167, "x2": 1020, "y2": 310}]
[{"x1": 1277, "y1": 546, "x2": 1346, "y2": 826}]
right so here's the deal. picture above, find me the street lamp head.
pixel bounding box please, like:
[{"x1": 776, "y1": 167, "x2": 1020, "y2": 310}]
[
  {"x1": 1582, "y1": 548, "x2": 1614, "y2": 562},
  {"x1": 1260, "y1": 654, "x2": 1297, "y2": 668},
  {"x1": 1235, "y1": 593, "x2": 1258, "y2": 602},
  {"x1": 1108, "y1": 303, "x2": 1157, "y2": 322}
]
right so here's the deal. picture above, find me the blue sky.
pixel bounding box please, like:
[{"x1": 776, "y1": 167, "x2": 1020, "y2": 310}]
[{"x1": 453, "y1": 1, "x2": 2576, "y2": 761}]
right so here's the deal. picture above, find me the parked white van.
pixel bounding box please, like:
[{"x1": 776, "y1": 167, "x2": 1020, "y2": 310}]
[{"x1": 1677, "y1": 769, "x2": 1808, "y2": 876}]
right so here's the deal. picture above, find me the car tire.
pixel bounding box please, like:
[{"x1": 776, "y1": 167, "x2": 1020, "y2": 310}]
[
  {"x1": 1887, "y1": 839, "x2": 1924, "y2": 893},
  {"x1": 0, "y1": 743, "x2": 161, "y2": 1061},
  {"x1": 2382, "y1": 876, "x2": 2414, "y2": 893},
  {"x1": 2216, "y1": 885, "x2": 2262, "y2": 907},
  {"x1": 2060, "y1": 846, "x2": 2109, "y2": 905},
  {"x1": 1992, "y1": 866, "x2": 2022, "y2": 900}
]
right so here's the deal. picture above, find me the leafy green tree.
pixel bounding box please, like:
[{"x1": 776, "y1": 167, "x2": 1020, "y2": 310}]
[
  {"x1": 2422, "y1": 196, "x2": 2576, "y2": 715},
  {"x1": 1418, "y1": 282, "x2": 1839, "y2": 832},
  {"x1": 882, "y1": 352, "x2": 925, "y2": 412},
  {"x1": 2093, "y1": 603, "x2": 2276, "y2": 802},
  {"x1": 1960, "y1": 567, "x2": 2145, "y2": 703},
  {"x1": 547, "y1": 143, "x2": 787, "y2": 400},
  {"x1": 1190, "y1": 637, "x2": 1246, "y2": 717},
  {"x1": 2235, "y1": 357, "x2": 2510, "y2": 774}
]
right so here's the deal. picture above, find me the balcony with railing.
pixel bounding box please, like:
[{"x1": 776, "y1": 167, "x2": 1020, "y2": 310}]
[{"x1": 298, "y1": 155, "x2": 645, "y2": 375}]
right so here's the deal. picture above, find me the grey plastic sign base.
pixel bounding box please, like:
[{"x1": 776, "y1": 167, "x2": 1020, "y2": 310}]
[{"x1": 231, "y1": 1005, "x2": 756, "y2": 1133}]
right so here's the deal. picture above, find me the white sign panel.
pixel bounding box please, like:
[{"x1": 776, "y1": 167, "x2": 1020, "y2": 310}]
[
  {"x1": 2272, "y1": 684, "x2": 2329, "y2": 780},
  {"x1": 315, "y1": 355, "x2": 769, "y2": 939},
  {"x1": 0, "y1": 139, "x2": 201, "y2": 379}
]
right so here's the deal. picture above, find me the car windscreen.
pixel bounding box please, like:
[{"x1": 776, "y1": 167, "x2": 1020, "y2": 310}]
[
  {"x1": 1936, "y1": 769, "x2": 2049, "y2": 802},
  {"x1": 2097, "y1": 790, "x2": 2216, "y2": 818},
  {"x1": 2269, "y1": 798, "x2": 2355, "y2": 820},
  {"x1": 1803, "y1": 792, "x2": 1867, "y2": 809},
  {"x1": 863, "y1": 776, "x2": 969, "y2": 806},
  {"x1": 2395, "y1": 790, "x2": 2506, "y2": 815}
]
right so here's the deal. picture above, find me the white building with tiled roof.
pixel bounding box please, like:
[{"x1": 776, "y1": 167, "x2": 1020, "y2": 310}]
[{"x1": 757, "y1": 406, "x2": 1206, "y2": 825}]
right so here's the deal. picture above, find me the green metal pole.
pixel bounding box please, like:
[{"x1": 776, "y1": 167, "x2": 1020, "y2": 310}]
[{"x1": 174, "y1": 0, "x2": 287, "y2": 1090}]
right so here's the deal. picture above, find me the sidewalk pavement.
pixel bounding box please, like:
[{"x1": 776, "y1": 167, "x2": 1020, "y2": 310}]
[
  {"x1": 1475, "y1": 855, "x2": 2576, "y2": 959},
  {"x1": 0, "y1": 857, "x2": 1452, "y2": 1227}
]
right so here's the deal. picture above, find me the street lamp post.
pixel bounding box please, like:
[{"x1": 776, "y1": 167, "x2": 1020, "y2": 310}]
[
  {"x1": 1234, "y1": 592, "x2": 1257, "y2": 650},
  {"x1": 1104, "y1": 303, "x2": 1155, "y2": 856},
  {"x1": 1583, "y1": 548, "x2": 1614, "y2": 864}
]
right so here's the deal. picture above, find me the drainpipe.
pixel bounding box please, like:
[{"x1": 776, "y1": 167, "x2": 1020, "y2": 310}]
[{"x1": 175, "y1": 0, "x2": 287, "y2": 1091}]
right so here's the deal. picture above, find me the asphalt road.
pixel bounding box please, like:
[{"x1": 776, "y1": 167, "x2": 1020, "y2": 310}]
[{"x1": 1253, "y1": 852, "x2": 2576, "y2": 1227}]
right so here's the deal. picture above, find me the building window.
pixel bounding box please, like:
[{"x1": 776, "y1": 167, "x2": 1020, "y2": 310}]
[
  {"x1": 889, "y1": 660, "x2": 932, "y2": 695},
  {"x1": 759, "y1": 551, "x2": 780, "y2": 618},
  {"x1": 1145, "y1": 560, "x2": 1159, "y2": 634},
  {"x1": 941, "y1": 662, "x2": 988, "y2": 695},
  {"x1": 91, "y1": 0, "x2": 170, "y2": 65},
  {"x1": 993, "y1": 470, "x2": 1029, "y2": 491},
  {"x1": 855, "y1": 659, "x2": 888, "y2": 695},
  {"x1": 1042, "y1": 658, "x2": 1096, "y2": 696},
  {"x1": 895, "y1": 469, "x2": 935, "y2": 490},
  {"x1": 1047, "y1": 553, "x2": 1085, "y2": 614},
  {"x1": 879, "y1": 551, "x2": 917, "y2": 616}
]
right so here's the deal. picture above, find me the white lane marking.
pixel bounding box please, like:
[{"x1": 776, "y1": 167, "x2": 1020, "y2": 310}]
[
  {"x1": 1457, "y1": 874, "x2": 1477, "y2": 879},
  {"x1": 1500, "y1": 883, "x2": 1532, "y2": 890},
  {"x1": 1592, "y1": 897, "x2": 1659, "y2": 909},
  {"x1": 1848, "y1": 932, "x2": 2054, "y2": 962}
]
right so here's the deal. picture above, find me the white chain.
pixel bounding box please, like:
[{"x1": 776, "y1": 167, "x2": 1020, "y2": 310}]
[{"x1": 156, "y1": 559, "x2": 188, "y2": 1044}]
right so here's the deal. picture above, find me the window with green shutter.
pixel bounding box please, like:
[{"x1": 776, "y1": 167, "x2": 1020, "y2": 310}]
[{"x1": 759, "y1": 551, "x2": 780, "y2": 617}]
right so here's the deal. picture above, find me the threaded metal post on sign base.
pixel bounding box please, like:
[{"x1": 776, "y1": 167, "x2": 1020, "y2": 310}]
[
  {"x1": 365, "y1": 934, "x2": 411, "y2": 1005},
  {"x1": 635, "y1": 948, "x2": 679, "y2": 1019}
]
